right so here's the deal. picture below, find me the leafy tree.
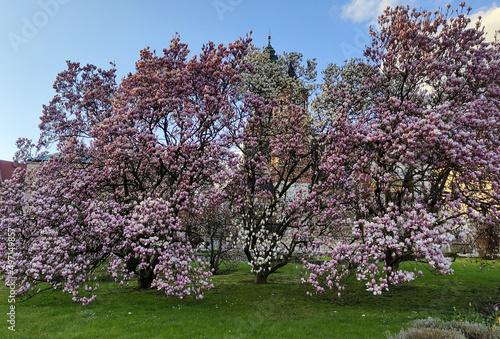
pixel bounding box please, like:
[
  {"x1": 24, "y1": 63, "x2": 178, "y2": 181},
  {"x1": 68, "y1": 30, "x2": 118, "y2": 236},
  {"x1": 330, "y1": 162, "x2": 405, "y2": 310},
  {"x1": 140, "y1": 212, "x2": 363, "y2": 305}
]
[
  {"x1": 304, "y1": 4, "x2": 500, "y2": 296},
  {"x1": 0, "y1": 35, "x2": 252, "y2": 304}
]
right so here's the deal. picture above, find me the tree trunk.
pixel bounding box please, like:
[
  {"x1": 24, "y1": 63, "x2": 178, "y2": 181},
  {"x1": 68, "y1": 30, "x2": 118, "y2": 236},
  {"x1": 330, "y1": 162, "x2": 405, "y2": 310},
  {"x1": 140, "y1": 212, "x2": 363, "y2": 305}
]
[
  {"x1": 255, "y1": 271, "x2": 269, "y2": 284},
  {"x1": 390, "y1": 260, "x2": 399, "y2": 272},
  {"x1": 137, "y1": 256, "x2": 158, "y2": 289},
  {"x1": 138, "y1": 269, "x2": 155, "y2": 289}
]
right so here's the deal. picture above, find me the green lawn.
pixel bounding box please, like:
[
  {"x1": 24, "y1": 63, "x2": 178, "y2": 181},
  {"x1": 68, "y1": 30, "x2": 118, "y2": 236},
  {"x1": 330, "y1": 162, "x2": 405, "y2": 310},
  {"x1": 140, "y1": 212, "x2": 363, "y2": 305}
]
[{"x1": 0, "y1": 259, "x2": 498, "y2": 338}]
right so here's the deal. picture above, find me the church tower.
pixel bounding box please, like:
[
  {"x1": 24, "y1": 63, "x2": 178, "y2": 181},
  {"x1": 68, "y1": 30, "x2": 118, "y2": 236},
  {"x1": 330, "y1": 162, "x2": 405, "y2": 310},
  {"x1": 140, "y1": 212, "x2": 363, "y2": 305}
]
[{"x1": 263, "y1": 34, "x2": 278, "y2": 62}]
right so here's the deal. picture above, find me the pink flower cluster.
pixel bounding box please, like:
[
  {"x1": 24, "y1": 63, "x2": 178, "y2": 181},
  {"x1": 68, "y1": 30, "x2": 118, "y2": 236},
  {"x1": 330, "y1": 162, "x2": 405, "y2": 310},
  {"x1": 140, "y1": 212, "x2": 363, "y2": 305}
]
[
  {"x1": 0, "y1": 34, "x2": 252, "y2": 304},
  {"x1": 303, "y1": 4, "x2": 500, "y2": 296}
]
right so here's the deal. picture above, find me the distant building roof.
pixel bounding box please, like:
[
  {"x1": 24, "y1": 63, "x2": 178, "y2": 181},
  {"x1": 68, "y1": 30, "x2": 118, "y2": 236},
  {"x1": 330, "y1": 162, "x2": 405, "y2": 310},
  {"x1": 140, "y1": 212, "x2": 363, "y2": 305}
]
[
  {"x1": 27, "y1": 153, "x2": 54, "y2": 162},
  {"x1": 27, "y1": 152, "x2": 90, "y2": 165},
  {"x1": 0, "y1": 160, "x2": 26, "y2": 183}
]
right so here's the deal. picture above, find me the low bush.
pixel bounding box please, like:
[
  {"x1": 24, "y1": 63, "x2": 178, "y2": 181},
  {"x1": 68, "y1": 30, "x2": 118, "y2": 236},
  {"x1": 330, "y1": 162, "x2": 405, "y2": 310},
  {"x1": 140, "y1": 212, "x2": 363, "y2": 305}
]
[
  {"x1": 388, "y1": 317, "x2": 500, "y2": 339},
  {"x1": 387, "y1": 327, "x2": 465, "y2": 339}
]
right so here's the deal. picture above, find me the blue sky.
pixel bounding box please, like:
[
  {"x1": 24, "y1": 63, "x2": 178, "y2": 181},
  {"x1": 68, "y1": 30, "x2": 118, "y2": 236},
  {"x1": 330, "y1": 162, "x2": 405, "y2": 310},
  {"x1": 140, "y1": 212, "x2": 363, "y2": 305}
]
[{"x1": 1, "y1": 0, "x2": 499, "y2": 161}]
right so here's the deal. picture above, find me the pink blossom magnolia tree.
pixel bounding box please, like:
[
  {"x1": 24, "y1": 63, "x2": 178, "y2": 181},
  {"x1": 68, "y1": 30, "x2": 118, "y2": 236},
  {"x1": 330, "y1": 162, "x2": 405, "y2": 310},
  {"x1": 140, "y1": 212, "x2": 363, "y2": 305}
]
[
  {"x1": 304, "y1": 4, "x2": 500, "y2": 296},
  {"x1": 96, "y1": 36, "x2": 251, "y2": 293},
  {"x1": 1, "y1": 62, "x2": 120, "y2": 305},
  {"x1": 0, "y1": 157, "x2": 127, "y2": 305},
  {"x1": 0, "y1": 35, "x2": 252, "y2": 304}
]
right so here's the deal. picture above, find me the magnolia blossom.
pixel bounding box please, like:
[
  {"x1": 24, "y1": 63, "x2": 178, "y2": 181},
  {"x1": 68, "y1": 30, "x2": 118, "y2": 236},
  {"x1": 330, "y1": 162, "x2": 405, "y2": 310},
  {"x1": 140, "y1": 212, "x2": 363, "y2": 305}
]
[
  {"x1": 0, "y1": 34, "x2": 252, "y2": 304},
  {"x1": 304, "y1": 4, "x2": 500, "y2": 295}
]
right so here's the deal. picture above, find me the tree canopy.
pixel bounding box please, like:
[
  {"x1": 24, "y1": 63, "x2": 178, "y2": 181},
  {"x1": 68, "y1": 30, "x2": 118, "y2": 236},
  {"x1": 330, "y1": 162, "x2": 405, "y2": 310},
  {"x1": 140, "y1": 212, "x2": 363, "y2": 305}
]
[
  {"x1": 1, "y1": 3, "x2": 499, "y2": 304},
  {"x1": 304, "y1": 3, "x2": 500, "y2": 296}
]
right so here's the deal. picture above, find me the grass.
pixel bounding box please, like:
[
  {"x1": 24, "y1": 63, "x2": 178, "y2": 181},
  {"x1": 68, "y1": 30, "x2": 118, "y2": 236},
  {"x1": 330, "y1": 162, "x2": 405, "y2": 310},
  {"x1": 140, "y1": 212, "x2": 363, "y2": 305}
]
[{"x1": 0, "y1": 259, "x2": 498, "y2": 338}]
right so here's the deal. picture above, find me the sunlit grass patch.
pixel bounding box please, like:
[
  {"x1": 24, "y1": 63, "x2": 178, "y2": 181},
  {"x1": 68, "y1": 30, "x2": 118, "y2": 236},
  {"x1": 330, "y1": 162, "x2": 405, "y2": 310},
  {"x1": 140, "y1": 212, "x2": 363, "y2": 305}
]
[{"x1": 0, "y1": 259, "x2": 498, "y2": 338}]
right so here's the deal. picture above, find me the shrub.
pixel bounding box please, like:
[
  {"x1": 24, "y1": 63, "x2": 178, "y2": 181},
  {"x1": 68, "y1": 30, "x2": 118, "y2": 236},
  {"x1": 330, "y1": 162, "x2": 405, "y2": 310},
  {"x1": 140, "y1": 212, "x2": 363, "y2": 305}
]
[
  {"x1": 388, "y1": 318, "x2": 500, "y2": 339},
  {"x1": 387, "y1": 327, "x2": 465, "y2": 339}
]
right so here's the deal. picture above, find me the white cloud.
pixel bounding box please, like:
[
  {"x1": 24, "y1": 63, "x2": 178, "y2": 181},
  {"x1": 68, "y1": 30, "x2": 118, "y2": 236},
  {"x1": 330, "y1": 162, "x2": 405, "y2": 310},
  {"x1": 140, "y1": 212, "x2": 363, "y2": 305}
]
[
  {"x1": 339, "y1": 0, "x2": 399, "y2": 23},
  {"x1": 338, "y1": 0, "x2": 499, "y2": 42},
  {"x1": 469, "y1": 3, "x2": 500, "y2": 42}
]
